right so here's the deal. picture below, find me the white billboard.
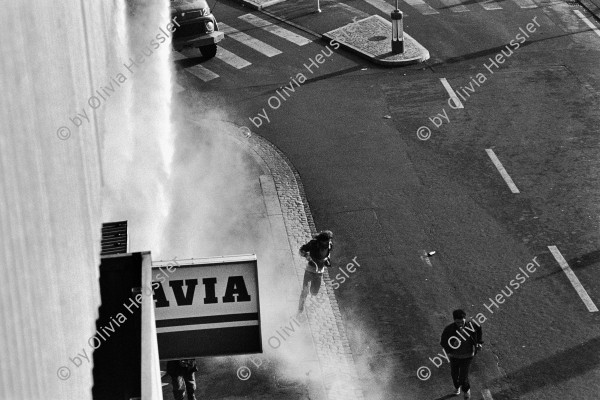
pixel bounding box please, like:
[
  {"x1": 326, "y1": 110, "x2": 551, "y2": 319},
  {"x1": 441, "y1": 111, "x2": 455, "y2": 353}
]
[{"x1": 151, "y1": 254, "x2": 261, "y2": 359}]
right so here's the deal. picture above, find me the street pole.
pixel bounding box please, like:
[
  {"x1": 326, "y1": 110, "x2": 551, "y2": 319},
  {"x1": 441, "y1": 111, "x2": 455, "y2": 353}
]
[{"x1": 391, "y1": 0, "x2": 404, "y2": 54}]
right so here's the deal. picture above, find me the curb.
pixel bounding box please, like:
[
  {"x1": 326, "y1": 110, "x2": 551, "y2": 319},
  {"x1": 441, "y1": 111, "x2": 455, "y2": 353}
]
[
  {"x1": 192, "y1": 118, "x2": 365, "y2": 399},
  {"x1": 323, "y1": 31, "x2": 430, "y2": 66},
  {"x1": 241, "y1": 129, "x2": 365, "y2": 400},
  {"x1": 236, "y1": 0, "x2": 287, "y2": 10},
  {"x1": 323, "y1": 15, "x2": 430, "y2": 66}
]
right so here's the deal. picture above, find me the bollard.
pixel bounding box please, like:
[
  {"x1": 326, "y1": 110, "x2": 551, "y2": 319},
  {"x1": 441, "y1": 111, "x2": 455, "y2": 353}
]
[{"x1": 391, "y1": 0, "x2": 404, "y2": 54}]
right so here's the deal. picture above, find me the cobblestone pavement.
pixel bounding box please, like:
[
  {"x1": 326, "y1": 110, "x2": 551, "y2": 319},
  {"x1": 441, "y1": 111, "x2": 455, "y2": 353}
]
[
  {"x1": 227, "y1": 124, "x2": 365, "y2": 400},
  {"x1": 324, "y1": 16, "x2": 430, "y2": 65}
]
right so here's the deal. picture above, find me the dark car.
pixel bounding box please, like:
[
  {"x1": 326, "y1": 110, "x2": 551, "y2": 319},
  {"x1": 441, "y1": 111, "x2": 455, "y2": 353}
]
[{"x1": 170, "y1": 0, "x2": 224, "y2": 59}]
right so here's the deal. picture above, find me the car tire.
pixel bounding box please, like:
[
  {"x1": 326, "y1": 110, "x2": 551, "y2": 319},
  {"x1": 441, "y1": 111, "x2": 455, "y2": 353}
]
[{"x1": 200, "y1": 44, "x2": 217, "y2": 59}]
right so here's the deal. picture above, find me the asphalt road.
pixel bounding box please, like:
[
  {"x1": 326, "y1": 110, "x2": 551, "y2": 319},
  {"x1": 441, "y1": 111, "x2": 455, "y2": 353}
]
[{"x1": 175, "y1": 0, "x2": 600, "y2": 398}]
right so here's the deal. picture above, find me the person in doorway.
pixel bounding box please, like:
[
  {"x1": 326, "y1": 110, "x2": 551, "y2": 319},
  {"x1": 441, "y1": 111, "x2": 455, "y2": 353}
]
[
  {"x1": 440, "y1": 309, "x2": 483, "y2": 398},
  {"x1": 166, "y1": 359, "x2": 198, "y2": 400},
  {"x1": 297, "y1": 230, "x2": 334, "y2": 313}
]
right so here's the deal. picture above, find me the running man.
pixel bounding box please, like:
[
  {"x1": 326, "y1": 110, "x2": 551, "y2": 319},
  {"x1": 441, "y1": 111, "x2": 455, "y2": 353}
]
[{"x1": 297, "y1": 230, "x2": 334, "y2": 313}]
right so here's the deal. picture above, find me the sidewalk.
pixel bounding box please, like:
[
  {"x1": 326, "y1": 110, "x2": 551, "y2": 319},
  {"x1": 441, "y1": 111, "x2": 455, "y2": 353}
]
[
  {"x1": 161, "y1": 120, "x2": 363, "y2": 400},
  {"x1": 233, "y1": 0, "x2": 430, "y2": 65}
]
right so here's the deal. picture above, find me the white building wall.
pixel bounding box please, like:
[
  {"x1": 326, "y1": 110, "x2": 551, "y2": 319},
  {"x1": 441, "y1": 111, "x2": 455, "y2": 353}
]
[{"x1": 0, "y1": 1, "x2": 119, "y2": 399}]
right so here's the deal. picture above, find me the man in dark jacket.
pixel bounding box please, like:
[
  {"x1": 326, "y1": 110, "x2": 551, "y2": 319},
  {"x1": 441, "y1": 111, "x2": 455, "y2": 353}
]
[
  {"x1": 440, "y1": 309, "x2": 483, "y2": 398},
  {"x1": 297, "y1": 230, "x2": 333, "y2": 313},
  {"x1": 166, "y1": 359, "x2": 198, "y2": 400}
]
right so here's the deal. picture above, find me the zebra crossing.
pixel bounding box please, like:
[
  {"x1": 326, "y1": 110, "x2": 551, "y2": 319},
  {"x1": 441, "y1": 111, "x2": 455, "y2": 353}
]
[
  {"x1": 214, "y1": 47, "x2": 253, "y2": 69},
  {"x1": 187, "y1": 64, "x2": 220, "y2": 82},
  {"x1": 511, "y1": 0, "x2": 538, "y2": 9},
  {"x1": 272, "y1": 0, "x2": 546, "y2": 17},
  {"x1": 173, "y1": 0, "x2": 553, "y2": 85},
  {"x1": 398, "y1": 0, "x2": 439, "y2": 15},
  {"x1": 219, "y1": 22, "x2": 283, "y2": 57},
  {"x1": 397, "y1": 0, "x2": 542, "y2": 13},
  {"x1": 173, "y1": 13, "x2": 314, "y2": 84},
  {"x1": 238, "y1": 14, "x2": 312, "y2": 46}
]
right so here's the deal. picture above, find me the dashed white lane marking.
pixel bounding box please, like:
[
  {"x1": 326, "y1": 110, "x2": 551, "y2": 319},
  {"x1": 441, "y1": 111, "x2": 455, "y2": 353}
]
[
  {"x1": 482, "y1": 389, "x2": 494, "y2": 400},
  {"x1": 512, "y1": 0, "x2": 538, "y2": 8},
  {"x1": 478, "y1": 0, "x2": 503, "y2": 10},
  {"x1": 440, "y1": 78, "x2": 464, "y2": 109},
  {"x1": 361, "y1": 0, "x2": 396, "y2": 14},
  {"x1": 215, "y1": 47, "x2": 251, "y2": 69},
  {"x1": 549, "y1": 246, "x2": 599, "y2": 312},
  {"x1": 187, "y1": 64, "x2": 220, "y2": 82},
  {"x1": 574, "y1": 10, "x2": 600, "y2": 38},
  {"x1": 437, "y1": 0, "x2": 470, "y2": 13},
  {"x1": 238, "y1": 14, "x2": 312, "y2": 46},
  {"x1": 404, "y1": 0, "x2": 440, "y2": 14},
  {"x1": 220, "y1": 23, "x2": 282, "y2": 57},
  {"x1": 485, "y1": 149, "x2": 520, "y2": 194}
]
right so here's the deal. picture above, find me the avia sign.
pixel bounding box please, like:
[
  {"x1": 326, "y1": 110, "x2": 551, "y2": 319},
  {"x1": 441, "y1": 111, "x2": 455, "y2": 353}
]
[{"x1": 152, "y1": 254, "x2": 261, "y2": 359}]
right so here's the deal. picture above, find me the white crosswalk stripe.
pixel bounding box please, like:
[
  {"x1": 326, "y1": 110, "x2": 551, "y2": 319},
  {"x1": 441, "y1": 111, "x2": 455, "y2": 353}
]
[
  {"x1": 238, "y1": 14, "x2": 312, "y2": 46},
  {"x1": 404, "y1": 0, "x2": 440, "y2": 14},
  {"x1": 400, "y1": 0, "x2": 542, "y2": 14},
  {"x1": 361, "y1": 0, "x2": 397, "y2": 13},
  {"x1": 171, "y1": 51, "x2": 187, "y2": 61},
  {"x1": 477, "y1": 0, "x2": 503, "y2": 10},
  {"x1": 437, "y1": 0, "x2": 470, "y2": 13},
  {"x1": 187, "y1": 64, "x2": 220, "y2": 82},
  {"x1": 220, "y1": 23, "x2": 282, "y2": 57},
  {"x1": 215, "y1": 47, "x2": 252, "y2": 69},
  {"x1": 512, "y1": 0, "x2": 538, "y2": 8}
]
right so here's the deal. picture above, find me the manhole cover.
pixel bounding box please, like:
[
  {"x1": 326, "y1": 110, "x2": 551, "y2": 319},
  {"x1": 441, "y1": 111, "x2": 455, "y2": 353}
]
[{"x1": 368, "y1": 35, "x2": 387, "y2": 41}]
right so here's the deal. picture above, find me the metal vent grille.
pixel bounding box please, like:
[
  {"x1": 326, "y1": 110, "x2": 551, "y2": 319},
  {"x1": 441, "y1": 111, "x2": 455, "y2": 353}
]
[{"x1": 101, "y1": 221, "x2": 128, "y2": 256}]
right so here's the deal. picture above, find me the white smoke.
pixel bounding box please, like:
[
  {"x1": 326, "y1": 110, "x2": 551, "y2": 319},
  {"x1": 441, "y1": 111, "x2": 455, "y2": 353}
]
[
  {"x1": 102, "y1": 0, "x2": 173, "y2": 257},
  {"x1": 101, "y1": 1, "x2": 361, "y2": 396}
]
